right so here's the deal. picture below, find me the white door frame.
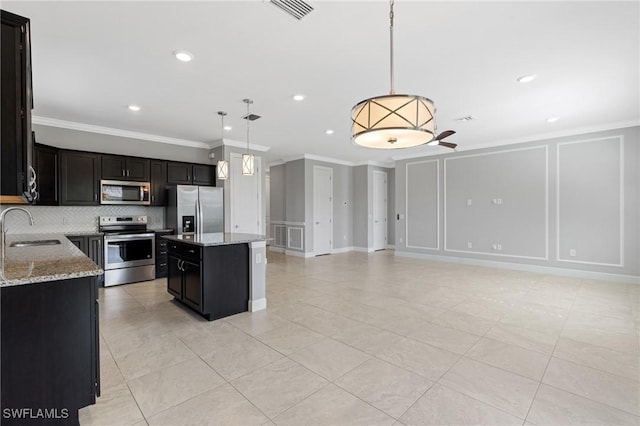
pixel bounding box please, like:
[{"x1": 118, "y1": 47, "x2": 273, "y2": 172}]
[
  {"x1": 313, "y1": 165, "x2": 333, "y2": 255},
  {"x1": 372, "y1": 170, "x2": 388, "y2": 250}
]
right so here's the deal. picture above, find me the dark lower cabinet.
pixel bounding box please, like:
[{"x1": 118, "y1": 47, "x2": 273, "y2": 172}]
[
  {"x1": 155, "y1": 230, "x2": 172, "y2": 278},
  {"x1": 67, "y1": 234, "x2": 105, "y2": 287},
  {"x1": 167, "y1": 254, "x2": 183, "y2": 298},
  {"x1": 166, "y1": 241, "x2": 248, "y2": 321},
  {"x1": 1, "y1": 276, "x2": 99, "y2": 425}
]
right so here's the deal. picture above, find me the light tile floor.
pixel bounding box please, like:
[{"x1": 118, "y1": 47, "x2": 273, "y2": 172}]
[{"x1": 80, "y1": 251, "x2": 640, "y2": 425}]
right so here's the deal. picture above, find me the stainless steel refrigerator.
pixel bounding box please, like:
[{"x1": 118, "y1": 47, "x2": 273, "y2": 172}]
[{"x1": 166, "y1": 186, "x2": 223, "y2": 234}]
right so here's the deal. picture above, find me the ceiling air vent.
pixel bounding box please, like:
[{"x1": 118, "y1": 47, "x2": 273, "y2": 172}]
[
  {"x1": 455, "y1": 116, "x2": 475, "y2": 123},
  {"x1": 269, "y1": 0, "x2": 314, "y2": 20}
]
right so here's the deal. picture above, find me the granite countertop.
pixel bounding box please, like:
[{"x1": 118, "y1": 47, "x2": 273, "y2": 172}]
[
  {"x1": 0, "y1": 233, "x2": 103, "y2": 287},
  {"x1": 163, "y1": 233, "x2": 269, "y2": 247}
]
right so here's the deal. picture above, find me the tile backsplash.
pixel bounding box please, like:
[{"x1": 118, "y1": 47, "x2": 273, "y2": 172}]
[{"x1": 0, "y1": 205, "x2": 165, "y2": 234}]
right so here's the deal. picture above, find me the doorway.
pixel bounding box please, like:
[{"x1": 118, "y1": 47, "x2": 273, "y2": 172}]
[
  {"x1": 373, "y1": 170, "x2": 388, "y2": 251},
  {"x1": 313, "y1": 165, "x2": 333, "y2": 256}
]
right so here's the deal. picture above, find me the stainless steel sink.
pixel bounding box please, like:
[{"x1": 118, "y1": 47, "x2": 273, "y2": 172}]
[{"x1": 10, "y1": 239, "x2": 61, "y2": 248}]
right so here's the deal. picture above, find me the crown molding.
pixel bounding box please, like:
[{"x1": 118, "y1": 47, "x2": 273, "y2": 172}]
[
  {"x1": 32, "y1": 116, "x2": 211, "y2": 149},
  {"x1": 302, "y1": 154, "x2": 354, "y2": 166},
  {"x1": 267, "y1": 160, "x2": 286, "y2": 168},
  {"x1": 216, "y1": 138, "x2": 271, "y2": 152},
  {"x1": 352, "y1": 160, "x2": 395, "y2": 168},
  {"x1": 391, "y1": 120, "x2": 640, "y2": 161}
]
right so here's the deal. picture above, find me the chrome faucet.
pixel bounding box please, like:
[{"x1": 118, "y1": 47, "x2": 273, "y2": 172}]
[{"x1": 0, "y1": 207, "x2": 35, "y2": 249}]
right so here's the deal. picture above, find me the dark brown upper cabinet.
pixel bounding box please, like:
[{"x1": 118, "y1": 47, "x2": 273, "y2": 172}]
[
  {"x1": 192, "y1": 164, "x2": 215, "y2": 186},
  {"x1": 167, "y1": 162, "x2": 215, "y2": 186},
  {"x1": 33, "y1": 143, "x2": 59, "y2": 205},
  {"x1": 0, "y1": 10, "x2": 33, "y2": 202},
  {"x1": 150, "y1": 160, "x2": 167, "y2": 206},
  {"x1": 59, "y1": 150, "x2": 101, "y2": 205},
  {"x1": 102, "y1": 155, "x2": 150, "y2": 181}
]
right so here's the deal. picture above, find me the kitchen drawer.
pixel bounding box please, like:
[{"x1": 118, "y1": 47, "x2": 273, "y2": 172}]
[
  {"x1": 181, "y1": 245, "x2": 201, "y2": 260},
  {"x1": 165, "y1": 241, "x2": 201, "y2": 260}
]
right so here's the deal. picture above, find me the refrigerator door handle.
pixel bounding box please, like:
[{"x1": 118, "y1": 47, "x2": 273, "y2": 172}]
[{"x1": 196, "y1": 198, "x2": 203, "y2": 234}]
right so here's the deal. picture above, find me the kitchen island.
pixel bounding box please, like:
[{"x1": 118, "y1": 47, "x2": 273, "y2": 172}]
[
  {"x1": 0, "y1": 234, "x2": 103, "y2": 425},
  {"x1": 163, "y1": 233, "x2": 268, "y2": 321}
]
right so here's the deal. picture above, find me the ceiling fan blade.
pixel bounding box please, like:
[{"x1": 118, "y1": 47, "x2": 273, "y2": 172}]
[
  {"x1": 435, "y1": 130, "x2": 456, "y2": 141},
  {"x1": 439, "y1": 141, "x2": 458, "y2": 150}
]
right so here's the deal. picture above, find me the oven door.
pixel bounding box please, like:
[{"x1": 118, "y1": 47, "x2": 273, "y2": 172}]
[{"x1": 103, "y1": 233, "x2": 155, "y2": 270}]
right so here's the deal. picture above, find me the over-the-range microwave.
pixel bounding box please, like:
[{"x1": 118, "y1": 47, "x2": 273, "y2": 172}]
[{"x1": 100, "y1": 180, "x2": 150, "y2": 205}]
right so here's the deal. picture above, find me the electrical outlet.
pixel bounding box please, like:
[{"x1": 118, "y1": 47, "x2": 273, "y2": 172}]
[
  {"x1": 343, "y1": 234, "x2": 347, "y2": 241},
  {"x1": 569, "y1": 249, "x2": 576, "y2": 257},
  {"x1": 492, "y1": 198, "x2": 503, "y2": 205},
  {"x1": 399, "y1": 237, "x2": 403, "y2": 243},
  {"x1": 62, "y1": 217, "x2": 68, "y2": 225},
  {"x1": 467, "y1": 242, "x2": 473, "y2": 249},
  {"x1": 256, "y1": 253, "x2": 262, "y2": 263},
  {"x1": 467, "y1": 199, "x2": 472, "y2": 206}
]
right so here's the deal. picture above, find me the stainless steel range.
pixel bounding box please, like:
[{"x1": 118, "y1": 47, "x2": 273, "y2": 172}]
[{"x1": 100, "y1": 215, "x2": 155, "y2": 286}]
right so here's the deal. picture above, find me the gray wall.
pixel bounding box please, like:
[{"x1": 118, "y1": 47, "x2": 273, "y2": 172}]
[
  {"x1": 285, "y1": 160, "x2": 305, "y2": 223},
  {"x1": 269, "y1": 164, "x2": 286, "y2": 222},
  {"x1": 395, "y1": 126, "x2": 640, "y2": 280},
  {"x1": 34, "y1": 124, "x2": 213, "y2": 163},
  {"x1": 353, "y1": 165, "x2": 368, "y2": 248}
]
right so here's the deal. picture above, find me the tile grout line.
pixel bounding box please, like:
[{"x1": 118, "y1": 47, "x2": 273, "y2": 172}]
[{"x1": 521, "y1": 277, "x2": 581, "y2": 424}]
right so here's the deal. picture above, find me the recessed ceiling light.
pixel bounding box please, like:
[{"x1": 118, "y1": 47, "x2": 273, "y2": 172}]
[
  {"x1": 128, "y1": 105, "x2": 140, "y2": 111},
  {"x1": 546, "y1": 117, "x2": 560, "y2": 123},
  {"x1": 517, "y1": 74, "x2": 537, "y2": 83},
  {"x1": 325, "y1": 129, "x2": 334, "y2": 135},
  {"x1": 174, "y1": 50, "x2": 194, "y2": 62},
  {"x1": 223, "y1": 126, "x2": 232, "y2": 131},
  {"x1": 292, "y1": 94, "x2": 305, "y2": 101}
]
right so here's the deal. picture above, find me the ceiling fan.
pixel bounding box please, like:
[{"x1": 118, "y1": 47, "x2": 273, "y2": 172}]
[{"x1": 427, "y1": 130, "x2": 458, "y2": 150}]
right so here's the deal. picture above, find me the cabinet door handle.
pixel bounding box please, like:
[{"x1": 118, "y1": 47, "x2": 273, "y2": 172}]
[{"x1": 188, "y1": 249, "x2": 194, "y2": 253}]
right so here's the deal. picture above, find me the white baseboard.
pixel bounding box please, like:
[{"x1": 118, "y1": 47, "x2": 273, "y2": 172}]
[
  {"x1": 386, "y1": 244, "x2": 396, "y2": 249},
  {"x1": 332, "y1": 246, "x2": 354, "y2": 254},
  {"x1": 285, "y1": 249, "x2": 315, "y2": 258},
  {"x1": 394, "y1": 251, "x2": 640, "y2": 285},
  {"x1": 353, "y1": 247, "x2": 375, "y2": 253},
  {"x1": 268, "y1": 246, "x2": 285, "y2": 253},
  {"x1": 249, "y1": 298, "x2": 267, "y2": 312}
]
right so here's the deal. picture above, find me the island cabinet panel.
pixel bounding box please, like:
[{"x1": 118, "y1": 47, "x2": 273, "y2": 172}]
[
  {"x1": 166, "y1": 241, "x2": 249, "y2": 320},
  {"x1": 1, "y1": 276, "x2": 99, "y2": 425},
  {"x1": 167, "y1": 254, "x2": 183, "y2": 298},
  {"x1": 182, "y1": 259, "x2": 202, "y2": 310}
]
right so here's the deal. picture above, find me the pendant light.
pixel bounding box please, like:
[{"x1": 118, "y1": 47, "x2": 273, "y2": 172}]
[
  {"x1": 242, "y1": 98, "x2": 260, "y2": 176},
  {"x1": 216, "y1": 111, "x2": 229, "y2": 180},
  {"x1": 351, "y1": 0, "x2": 443, "y2": 149}
]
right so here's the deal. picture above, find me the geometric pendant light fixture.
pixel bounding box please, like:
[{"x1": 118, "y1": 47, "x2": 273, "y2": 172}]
[
  {"x1": 242, "y1": 98, "x2": 260, "y2": 176},
  {"x1": 216, "y1": 111, "x2": 229, "y2": 180},
  {"x1": 351, "y1": 0, "x2": 457, "y2": 150}
]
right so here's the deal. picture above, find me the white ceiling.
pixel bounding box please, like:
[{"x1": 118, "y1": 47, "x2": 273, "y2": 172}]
[{"x1": 5, "y1": 1, "x2": 639, "y2": 165}]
